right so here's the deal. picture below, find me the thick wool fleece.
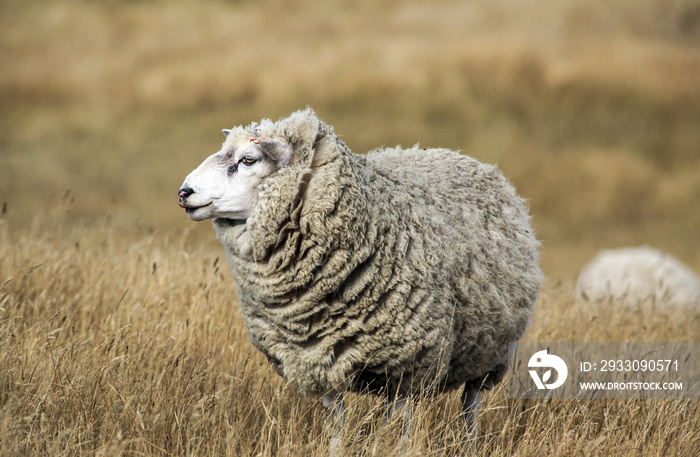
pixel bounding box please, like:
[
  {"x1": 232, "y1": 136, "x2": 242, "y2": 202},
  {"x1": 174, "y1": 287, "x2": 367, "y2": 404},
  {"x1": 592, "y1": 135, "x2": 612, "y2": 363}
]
[{"x1": 214, "y1": 109, "x2": 542, "y2": 398}]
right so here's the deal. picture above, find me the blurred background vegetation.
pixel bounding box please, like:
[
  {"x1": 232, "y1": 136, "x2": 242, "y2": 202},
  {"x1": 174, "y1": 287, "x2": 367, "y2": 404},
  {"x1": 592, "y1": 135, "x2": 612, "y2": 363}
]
[{"x1": 2, "y1": 0, "x2": 699, "y2": 277}]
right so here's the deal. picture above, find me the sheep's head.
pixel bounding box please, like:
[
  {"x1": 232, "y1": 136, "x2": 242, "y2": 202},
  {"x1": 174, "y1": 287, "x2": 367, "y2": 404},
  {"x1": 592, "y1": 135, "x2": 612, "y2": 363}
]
[
  {"x1": 178, "y1": 130, "x2": 293, "y2": 222},
  {"x1": 179, "y1": 108, "x2": 329, "y2": 222}
]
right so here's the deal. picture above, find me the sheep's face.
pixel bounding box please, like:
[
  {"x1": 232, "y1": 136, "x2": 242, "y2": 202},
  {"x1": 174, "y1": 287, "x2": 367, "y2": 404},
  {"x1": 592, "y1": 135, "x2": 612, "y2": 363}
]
[{"x1": 179, "y1": 133, "x2": 291, "y2": 222}]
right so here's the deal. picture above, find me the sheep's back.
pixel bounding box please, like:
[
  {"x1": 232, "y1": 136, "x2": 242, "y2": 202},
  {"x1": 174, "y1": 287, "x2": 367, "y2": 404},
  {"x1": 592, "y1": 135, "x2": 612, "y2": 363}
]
[
  {"x1": 366, "y1": 147, "x2": 541, "y2": 390},
  {"x1": 575, "y1": 247, "x2": 700, "y2": 307}
]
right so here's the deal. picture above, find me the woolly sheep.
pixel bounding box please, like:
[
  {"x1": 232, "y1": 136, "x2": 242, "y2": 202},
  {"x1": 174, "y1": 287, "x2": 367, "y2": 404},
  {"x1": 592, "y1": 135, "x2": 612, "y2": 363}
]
[
  {"x1": 575, "y1": 247, "x2": 700, "y2": 307},
  {"x1": 178, "y1": 108, "x2": 542, "y2": 447}
]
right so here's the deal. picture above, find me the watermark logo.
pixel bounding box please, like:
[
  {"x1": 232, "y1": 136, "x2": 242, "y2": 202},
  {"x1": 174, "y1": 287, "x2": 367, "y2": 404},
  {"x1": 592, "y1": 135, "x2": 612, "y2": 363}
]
[
  {"x1": 510, "y1": 342, "x2": 699, "y2": 399},
  {"x1": 528, "y1": 349, "x2": 568, "y2": 390}
]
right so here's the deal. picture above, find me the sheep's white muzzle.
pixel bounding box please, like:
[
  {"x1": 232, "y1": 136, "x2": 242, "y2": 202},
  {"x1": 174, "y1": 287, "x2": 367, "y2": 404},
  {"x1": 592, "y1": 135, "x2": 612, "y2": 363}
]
[
  {"x1": 178, "y1": 186, "x2": 214, "y2": 221},
  {"x1": 184, "y1": 204, "x2": 213, "y2": 221}
]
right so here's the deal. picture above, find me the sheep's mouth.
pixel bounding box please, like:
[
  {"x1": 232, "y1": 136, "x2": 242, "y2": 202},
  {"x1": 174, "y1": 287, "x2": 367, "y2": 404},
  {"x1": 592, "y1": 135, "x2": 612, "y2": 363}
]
[
  {"x1": 183, "y1": 203, "x2": 213, "y2": 220},
  {"x1": 181, "y1": 201, "x2": 211, "y2": 211}
]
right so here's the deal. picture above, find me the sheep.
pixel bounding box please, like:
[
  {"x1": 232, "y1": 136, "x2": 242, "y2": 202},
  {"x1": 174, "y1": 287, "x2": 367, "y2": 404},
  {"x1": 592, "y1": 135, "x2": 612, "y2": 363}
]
[
  {"x1": 178, "y1": 108, "x2": 542, "y2": 449},
  {"x1": 575, "y1": 247, "x2": 700, "y2": 307}
]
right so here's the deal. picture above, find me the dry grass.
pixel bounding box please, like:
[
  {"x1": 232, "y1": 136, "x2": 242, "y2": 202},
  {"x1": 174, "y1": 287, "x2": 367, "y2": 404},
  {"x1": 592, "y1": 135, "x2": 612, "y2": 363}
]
[
  {"x1": 1, "y1": 0, "x2": 700, "y2": 455},
  {"x1": 1, "y1": 210, "x2": 699, "y2": 456},
  {"x1": 1, "y1": 0, "x2": 700, "y2": 275}
]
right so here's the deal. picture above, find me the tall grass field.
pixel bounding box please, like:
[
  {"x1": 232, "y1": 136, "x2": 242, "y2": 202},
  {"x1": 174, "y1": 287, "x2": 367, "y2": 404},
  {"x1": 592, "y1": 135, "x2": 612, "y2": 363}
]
[{"x1": 1, "y1": 0, "x2": 699, "y2": 455}]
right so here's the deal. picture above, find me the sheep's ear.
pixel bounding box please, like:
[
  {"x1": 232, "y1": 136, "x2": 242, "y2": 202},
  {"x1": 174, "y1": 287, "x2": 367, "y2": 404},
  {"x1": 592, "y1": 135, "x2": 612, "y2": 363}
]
[
  {"x1": 255, "y1": 138, "x2": 293, "y2": 167},
  {"x1": 279, "y1": 107, "x2": 321, "y2": 149},
  {"x1": 222, "y1": 129, "x2": 231, "y2": 138}
]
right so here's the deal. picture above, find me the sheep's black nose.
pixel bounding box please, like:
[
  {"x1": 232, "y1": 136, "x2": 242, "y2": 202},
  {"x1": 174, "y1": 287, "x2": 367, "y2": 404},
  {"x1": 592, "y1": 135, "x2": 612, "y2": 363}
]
[
  {"x1": 179, "y1": 187, "x2": 194, "y2": 199},
  {"x1": 178, "y1": 187, "x2": 194, "y2": 207}
]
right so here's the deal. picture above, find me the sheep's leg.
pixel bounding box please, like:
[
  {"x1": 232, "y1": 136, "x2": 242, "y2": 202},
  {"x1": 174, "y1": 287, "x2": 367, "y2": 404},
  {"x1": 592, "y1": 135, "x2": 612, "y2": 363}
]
[
  {"x1": 385, "y1": 394, "x2": 412, "y2": 436},
  {"x1": 322, "y1": 391, "x2": 345, "y2": 456},
  {"x1": 460, "y1": 384, "x2": 481, "y2": 451}
]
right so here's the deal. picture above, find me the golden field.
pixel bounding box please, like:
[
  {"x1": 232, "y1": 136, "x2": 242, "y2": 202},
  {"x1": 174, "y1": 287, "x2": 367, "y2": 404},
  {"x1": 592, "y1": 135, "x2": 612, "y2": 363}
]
[
  {"x1": 1, "y1": 0, "x2": 699, "y2": 455},
  {"x1": 1, "y1": 215, "x2": 699, "y2": 456}
]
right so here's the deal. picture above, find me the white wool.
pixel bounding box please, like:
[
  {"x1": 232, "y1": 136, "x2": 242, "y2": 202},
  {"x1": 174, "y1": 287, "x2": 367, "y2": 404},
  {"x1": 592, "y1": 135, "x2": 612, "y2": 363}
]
[{"x1": 575, "y1": 247, "x2": 700, "y2": 307}]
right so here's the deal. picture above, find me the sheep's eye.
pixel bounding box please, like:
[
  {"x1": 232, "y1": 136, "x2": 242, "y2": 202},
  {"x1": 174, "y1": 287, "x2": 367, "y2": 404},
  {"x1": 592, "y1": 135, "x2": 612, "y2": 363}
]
[{"x1": 241, "y1": 156, "x2": 257, "y2": 165}]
